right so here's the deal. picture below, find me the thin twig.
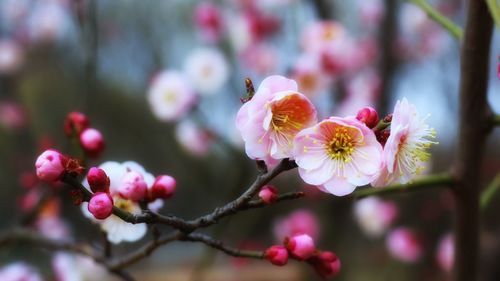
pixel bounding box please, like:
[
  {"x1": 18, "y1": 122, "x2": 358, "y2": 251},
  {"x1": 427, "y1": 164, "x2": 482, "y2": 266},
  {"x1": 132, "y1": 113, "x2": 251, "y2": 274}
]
[
  {"x1": 353, "y1": 173, "x2": 453, "y2": 199},
  {"x1": 411, "y1": 0, "x2": 463, "y2": 40},
  {"x1": 181, "y1": 233, "x2": 265, "y2": 259},
  {"x1": 480, "y1": 173, "x2": 500, "y2": 211},
  {"x1": 486, "y1": 0, "x2": 500, "y2": 30}
]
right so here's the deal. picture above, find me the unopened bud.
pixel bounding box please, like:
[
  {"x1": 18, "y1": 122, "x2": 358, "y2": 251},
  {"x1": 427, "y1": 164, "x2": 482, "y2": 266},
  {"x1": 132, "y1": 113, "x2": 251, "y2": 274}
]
[
  {"x1": 88, "y1": 192, "x2": 114, "y2": 220},
  {"x1": 87, "y1": 167, "x2": 110, "y2": 193},
  {"x1": 356, "y1": 107, "x2": 379, "y2": 128},
  {"x1": 79, "y1": 128, "x2": 105, "y2": 157},
  {"x1": 258, "y1": 185, "x2": 278, "y2": 204},
  {"x1": 265, "y1": 245, "x2": 288, "y2": 266}
]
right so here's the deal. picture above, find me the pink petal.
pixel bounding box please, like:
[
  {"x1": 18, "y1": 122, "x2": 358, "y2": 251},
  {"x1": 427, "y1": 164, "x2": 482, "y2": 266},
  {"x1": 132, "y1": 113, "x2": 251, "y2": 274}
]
[{"x1": 322, "y1": 177, "x2": 357, "y2": 196}]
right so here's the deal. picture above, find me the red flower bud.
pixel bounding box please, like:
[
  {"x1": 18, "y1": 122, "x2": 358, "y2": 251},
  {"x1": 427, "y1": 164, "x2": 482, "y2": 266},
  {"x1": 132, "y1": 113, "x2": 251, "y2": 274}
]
[
  {"x1": 356, "y1": 107, "x2": 379, "y2": 129},
  {"x1": 87, "y1": 167, "x2": 110, "y2": 193},
  {"x1": 309, "y1": 251, "x2": 341, "y2": 279},
  {"x1": 64, "y1": 111, "x2": 90, "y2": 136},
  {"x1": 258, "y1": 185, "x2": 278, "y2": 204},
  {"x1": 285, "y1": 234, "x2": 316, "y2": 260},
  {"x1": 265, "y1": 245, "x2": 288, "y2": 266},
  {"x1": 35, "y1": 149, "x2": 65, "y2": 182},
  {"x1": 150, "y1": 175, "x2": 176, "y2": 200}
]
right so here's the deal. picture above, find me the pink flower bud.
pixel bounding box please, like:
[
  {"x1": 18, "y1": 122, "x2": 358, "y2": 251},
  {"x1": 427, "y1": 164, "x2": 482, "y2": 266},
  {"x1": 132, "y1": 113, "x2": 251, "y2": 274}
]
[
  {"x1": 64, "y1": 111, "x2": 89, "y2": 136},
  {"x1": 258, "y1": 185, "x2": 278, "y2": 204},
  {"x1": 309, "y1": 251, "x2": 341, "y2": 278},
  {"x1": 87, "y1": 167, "x2": 110, "y2": 193},
  {"x1": 150, "y1": 175, "x2": 176, "y2": 200},
  {"x1": 35, "y1": 149, "x2": 66, "y2": 182},
  {"x1": 285, "y1": 234, "x2": 316, "y2": 260},
  {"x1": 265, "y1": 245, "x2": 288, "y2": 266},
  {"x1": 88, "y1": 192, "x2": 114, "y2": 220},
  {"x1": 356, "y1": 106, "x2": 379, "y2": 128},
  {"x1": 79, "y1": 128, "x2": 105, "y2": 157},
  {"x1": 118, "y1": 170, "x2": 147, "y2": 202},
  {"x1": 194, "y1": 2, "x2": 223, "y2": 43}
]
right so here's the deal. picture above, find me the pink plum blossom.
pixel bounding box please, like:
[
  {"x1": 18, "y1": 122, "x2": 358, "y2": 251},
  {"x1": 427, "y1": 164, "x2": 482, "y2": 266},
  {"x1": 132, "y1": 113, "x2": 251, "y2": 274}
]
[
  {"x1": 147, "y1": 70, "x2": 197, "y2": 122},
  {"x1": 353, "y1": 197, "x2": 398, "y2": 238},
  {"x1": 236, "y1": 75, "x2": 317, "y2": 164},
  {"x1": 273, "y1": 209, "x2": 320, "y2": 241},
  {"x1": 337, "y1": 70, "x2": 380, "y2": 117},
  {"x1": 386, "y1": 227, "x2": 423, "y2": 263},
  {"x1": 436, "y1": 234, "x2": 454, "y2": 272},
  {"x1": 239, "y1": 43, "x2": 278, "y2": 75},
  {"x1": 184, "y1": 47, "x2": 229, "y2": 95},
  {"x1": 293, "y1": 116, "x2": 383, "y2": 196},
  {"x1": 0, "y1": 101, "x2": 27, "y2": 130},
  {"x1": 285, "y1": 234, "x2": 316, "y2": 260},
  {"x1": 372, "y1": 98, "x2": 437, "y2": 187},
  {"x1": 35, "y1": 149, "x2": 66, "y2": 182},
  {"x1": 88, "y1": 192, "x2": 114, "y2": 220},
  {"x1": 0, "y1": 263, "x2": 42, "y2": 281},
  {"x1": 265, "y1": 245, "x2": 288, "y2": 266}
]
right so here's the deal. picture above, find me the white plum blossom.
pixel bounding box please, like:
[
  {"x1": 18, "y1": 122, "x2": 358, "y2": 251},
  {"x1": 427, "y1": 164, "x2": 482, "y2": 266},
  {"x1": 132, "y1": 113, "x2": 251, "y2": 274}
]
[
  {"x1": 81, "y1": 161, "x2": 163, "y2": 244},
  {"x1": 147, "y1": 70, "x2": 197, "y2": 122},
  {"x1": 184, "y1": 47, "x2": 229, "y2": 96},
  {"x1": 52, "y1": 252, "x2": 109, "y2": 281}
]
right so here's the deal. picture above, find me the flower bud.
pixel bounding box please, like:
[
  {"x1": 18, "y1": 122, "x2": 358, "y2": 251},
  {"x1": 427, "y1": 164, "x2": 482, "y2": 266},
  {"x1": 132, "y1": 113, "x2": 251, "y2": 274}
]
[
  {"x1": 88, "y1": 192, "x2": 114, "y2": 220},
  {"x1": 64, "y1": 111, "x2": 89, "y2": 136},
  {"x1": 356, "y1": 107, "x2": 379, "y2": 128},
  {"x1": 309, "y1": 251, "x2": 341, "y2": 278},
  {"x1": 87, "y1": 167, "x2": 110, "y2": 193},
  {"x1": 118, "y1": 170, "x2": 147, "y2": 202},
  {"x1": 285, "y1": 234, "x2": 316, "y2": 260},
  {"x1": 265, "y1": 245, "x2": 288, "y2": 266},
  {"x1": 150, "y1": 175, "x2": 176, "y2": 200},
  {"x1": 35, "y1": 149, "x2": 66, "y2": 182},
  {"x1": 258, "y1": 185, "x2": 278, "y2": 204},
  {"x1": 79, "y1": 128, "x2": 105, "y2": 157}
]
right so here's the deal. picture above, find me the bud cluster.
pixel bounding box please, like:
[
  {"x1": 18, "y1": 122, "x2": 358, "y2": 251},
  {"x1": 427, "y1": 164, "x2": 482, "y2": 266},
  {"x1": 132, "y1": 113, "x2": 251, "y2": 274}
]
[
  {"x1": 264, "y1": 233, "x2": 341, "y2": 279},
  {"x1": 64, "y1": 111, "x2": 105, "y2": 158}
]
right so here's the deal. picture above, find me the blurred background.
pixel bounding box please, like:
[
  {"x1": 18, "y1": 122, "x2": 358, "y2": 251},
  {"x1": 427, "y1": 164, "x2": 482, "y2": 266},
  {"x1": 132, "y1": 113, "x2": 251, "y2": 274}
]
[{"x1": 0, "y1": 0, "x2": 499, "y2": 280}]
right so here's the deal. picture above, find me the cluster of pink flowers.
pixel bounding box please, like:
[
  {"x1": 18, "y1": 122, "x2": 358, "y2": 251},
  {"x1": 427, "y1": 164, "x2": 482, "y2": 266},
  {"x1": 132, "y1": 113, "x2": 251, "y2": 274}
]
[
  {"x1": 237, "y1": 75, "x2": 437, "y2": 196},
  {"x1": 264, "y1": 233, "x2": 340, "y2": 278}
]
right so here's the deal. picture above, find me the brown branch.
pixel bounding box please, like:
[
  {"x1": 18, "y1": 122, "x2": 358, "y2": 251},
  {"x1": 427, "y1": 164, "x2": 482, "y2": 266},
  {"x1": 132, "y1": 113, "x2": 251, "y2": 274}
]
[
  {"x1": 181, "y1": 233, "x2": 265, "y2": 259},
  {"x1": 243, "y1": 191, "x2": 306, "y2": 209},
  {"x1": 62, "y1": 159, "x2": 298, "y2": 233},
  {"x1": 452, "y1": 0, "x2": 493, "y2": 280}
]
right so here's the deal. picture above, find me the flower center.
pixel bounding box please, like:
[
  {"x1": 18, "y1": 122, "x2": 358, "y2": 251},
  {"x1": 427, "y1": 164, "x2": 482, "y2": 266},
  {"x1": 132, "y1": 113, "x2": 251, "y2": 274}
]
[
  {"x1": 163, "y1": 90, "x2": 177, "y2": 103},
  {"x1": 325, "y1": 127, "x2": 355, "y2": 162},
  {"x1": 114, "y1": 198, "x2": 134, "y2": 212}
]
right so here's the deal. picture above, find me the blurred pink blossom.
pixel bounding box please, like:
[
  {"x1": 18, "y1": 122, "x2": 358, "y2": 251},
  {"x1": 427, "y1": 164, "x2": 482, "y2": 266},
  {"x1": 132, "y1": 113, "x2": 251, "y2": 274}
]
[
  {"x1": 240, "y1": 43, "x2": 279, "y2": 75},
  {"x1": 194, "y1": 2, "x2": 224, "y2": 43},
  {"x1": 436, "y1": 233, "x2": 454, "y2": 272},
  {"x1": 386, "y1": 227, "x2": 423, "y2": 263},
  {"x1": 0, "y1": 40, "x2": 24, "y2": 74},
  {"x1": 353, "y1": 197, "x2": 398, "y2": 238},
  {"x1": 273, "y1": 209, "x2": 320, "y2": 242},
  {"x1": 175, "y1": 120, "x2": 213, "y2": 156},
  {"x1": 0, "y1": 101, "x2": 27, "y2": 130}
]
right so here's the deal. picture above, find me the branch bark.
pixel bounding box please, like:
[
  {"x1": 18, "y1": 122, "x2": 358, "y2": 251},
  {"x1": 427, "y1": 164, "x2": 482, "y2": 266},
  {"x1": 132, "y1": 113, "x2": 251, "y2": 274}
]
[{"x1": 452, "y1": 0, "x2": 493, "y2": 280}]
